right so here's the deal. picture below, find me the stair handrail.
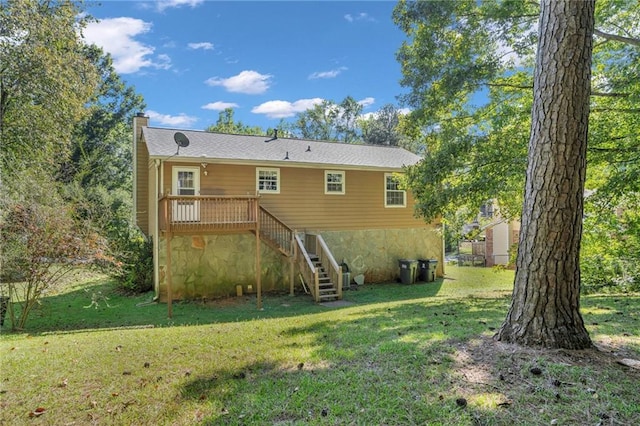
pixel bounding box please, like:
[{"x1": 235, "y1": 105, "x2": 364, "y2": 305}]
[
  {"x1": 259, "y1": 206, "x2": 294, "y2": 256},
  {"x1": 315, "y1": 235, "x2": 343, "y2": 299},
  {"x1": 294, "y1": 234, "x2": 320, "y2": 301}
]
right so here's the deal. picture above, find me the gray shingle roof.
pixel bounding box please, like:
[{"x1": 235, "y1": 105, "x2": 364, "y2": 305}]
[{"x1": 142, "y1": 127, "x2": 421, "y2": 170}]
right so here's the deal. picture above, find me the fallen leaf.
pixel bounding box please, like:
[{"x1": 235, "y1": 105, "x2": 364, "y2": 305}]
[{"x1": 28, "y1": 407, "x2": 46, "y2": 417}]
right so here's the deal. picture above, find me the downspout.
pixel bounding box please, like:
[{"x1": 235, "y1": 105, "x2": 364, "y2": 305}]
[{"x1": 153, "y1": 158, "x2": 161, "y2": 301}]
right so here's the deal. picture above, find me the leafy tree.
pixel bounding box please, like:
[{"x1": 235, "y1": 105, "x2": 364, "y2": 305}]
[
  {"x1": 0, "y1": 174, "x2": 107, "y2": 330},
  {"x1": 0, "y1": 1, "x2": 116, "y2": 327},
  {"x1": 0, "y1": 0, "x2": 99, "y2": 176},
  {"x1": 293, "y1": 96, "x2": 363, "y2": 142},
  {"x1": 63, "y1": 47, "x2": 145, "y2": 190},
  {"x1": 206, "y1": 108, "x2": 264, "y2": 135},
  {"x1": 360, "y1": 104, "x2": 408, "y2": 147},
  {"x1": 496, "y1": 0, "x2": 595, "y2": 349},
  {"x1": 393, "y1": 0, "x2": 640, "y2": 223}
]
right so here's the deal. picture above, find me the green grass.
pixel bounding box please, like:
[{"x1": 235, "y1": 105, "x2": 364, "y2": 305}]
[{"x1": 1, "y1": 266, "x2": 639, "y2": 425}]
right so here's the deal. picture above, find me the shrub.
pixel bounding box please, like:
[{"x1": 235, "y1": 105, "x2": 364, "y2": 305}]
[
  {"x1": 0, "y1": 200, "x2": 107, "y2": 330},
  {"x1": 111, "y1": 228, "x2": 153, "y2": 294}
]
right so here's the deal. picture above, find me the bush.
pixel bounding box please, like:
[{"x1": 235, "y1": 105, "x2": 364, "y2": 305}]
[
  {"x1": 111, "y1": 229, "x2": 153, "y2": 294},
  {"x1": 1, "y1": 199, "x2": 107, "y2": 330},
  {"x1": 581, "y1": 255, "x2": 640, "y2": 294}
]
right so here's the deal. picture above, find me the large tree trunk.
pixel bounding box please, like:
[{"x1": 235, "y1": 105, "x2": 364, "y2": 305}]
[{"x1": 497, "y1": 0, "x2": 595, "y2": 349}]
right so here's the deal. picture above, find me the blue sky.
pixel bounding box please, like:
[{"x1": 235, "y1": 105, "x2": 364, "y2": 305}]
[{"x1": 84, "y1": 1, "x2": 410, "y2": 131}]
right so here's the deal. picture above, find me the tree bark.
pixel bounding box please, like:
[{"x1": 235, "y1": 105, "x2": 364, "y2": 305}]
[{"x1": 497, "y1": 0, "x2": 595, "y2": 349}]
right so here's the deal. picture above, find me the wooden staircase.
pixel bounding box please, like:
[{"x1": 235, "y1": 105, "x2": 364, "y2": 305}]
[
  {"x1": 258, "y1": 207, "x2": 342, "y2": 303},
  {"x1": 309, "y1": 254, "x2": 339, "y2": 302}
]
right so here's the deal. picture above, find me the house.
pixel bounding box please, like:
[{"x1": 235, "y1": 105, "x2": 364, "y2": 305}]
[
  {"x1": 133, "y1": 113, "x2": 444, "y2": 306},
  {"x1": 458, "y1": 202, "x2": 519, "y2": 268},
  {"x1": 483, "y1": 219, "x2": 520, "y2": 267}
]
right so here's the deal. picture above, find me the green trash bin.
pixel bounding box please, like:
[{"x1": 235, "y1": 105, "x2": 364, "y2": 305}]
[
  {"x1": 398, "y1": 259, "x2": 418, "y2": 284},
  {"x1": 427, "y1": 259, "x2": 438, "y2": 282}
]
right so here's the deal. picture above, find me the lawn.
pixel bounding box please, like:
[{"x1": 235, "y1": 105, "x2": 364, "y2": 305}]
[{"x1": 1, "y1": 266, "x2": 639, "y2": 425}]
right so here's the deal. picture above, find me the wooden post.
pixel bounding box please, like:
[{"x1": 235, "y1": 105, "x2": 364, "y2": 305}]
[
  {"x1": 166, "y1": 232, "x2": 173, "y2": 319},
  {"x1": 289, "y1": 230, "x2": 296, "y2": 296},
  {"x1": 255, "y1": 198, "x2": 262, "y2": 310}
]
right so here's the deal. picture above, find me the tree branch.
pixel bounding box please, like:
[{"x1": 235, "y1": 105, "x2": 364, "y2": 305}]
[
  {"x1": 487, "y1": 83, "x2": 533, "y2": 90},
  {"x1": 591, "y1": 108, "x2": 640, "y2": 114},
  {"x1": 593, "y1": 28, "x2": 640, "y2": 47},
  {"x1": 591, "y1": 91, "x2": 630, "y2": 98}
]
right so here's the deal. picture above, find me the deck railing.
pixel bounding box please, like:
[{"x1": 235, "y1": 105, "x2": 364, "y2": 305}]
[
  {"x1": 295, "y1": 234, "x2": 319, "y2": 301},
  {"x1": 304, "y1": 233, "x2": 342, "y2": 300},
  {"x1": 259, "y1": 207, "x2": 294, "y2": 256},
  {"x1": 159, "y1": 195, "x2": 259, "y2": 233},
  {"x1": 313, "y1": 234, "x2": 343, "y2": 299}
]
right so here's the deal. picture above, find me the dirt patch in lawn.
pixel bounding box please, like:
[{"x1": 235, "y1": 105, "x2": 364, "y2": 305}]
[{"x1": 446, "y1": 335, "x2": 640, "y2": 424}]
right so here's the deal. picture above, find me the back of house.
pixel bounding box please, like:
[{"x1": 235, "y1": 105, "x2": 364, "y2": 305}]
[{"x1": 133, "y1": 114, "x2": 443, "y2": 302}]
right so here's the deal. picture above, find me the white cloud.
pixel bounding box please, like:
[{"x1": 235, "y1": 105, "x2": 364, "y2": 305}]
[
  {"x1": 205, "y1": 70, "x2": 272, "y2": 94},
  {"x1": 358, "y1": 97, "x2": 375, "y2": 108},
  {"x1": 83, "y1": 17, "x2": 170, "y2": 74},
  {"x1": 156, "y1": 0, "x2": 204, "y2": 12},
  {"x1": 146, "y1": 110, "x2": 197, "y2": 127},
  {"x1": 188, "y1": 42, "x2": 214, "y2": 50},
  {"x1": 344, "y1": 13, "x2": 376, "y2": 23},
  {"x1": 252, "y1": 98, "x2": 324, "y2": 119},
  {"x1": 202, "y1": 101, "x2": 239, "y2": 110},
  {"x1": 308, "y1": 67, "x2": 348, "y2": 80}
]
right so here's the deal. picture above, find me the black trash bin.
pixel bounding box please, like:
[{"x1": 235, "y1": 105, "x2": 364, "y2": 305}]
[
  {"x1": 427, "y1": 259, "x2": 438, "y2": 282},
  {"x1": 417, "y1": 259, "x2": 429, "y2": 282},
  {"x1": 398, "y1": 259, "x2": 418, "y2": 284}
]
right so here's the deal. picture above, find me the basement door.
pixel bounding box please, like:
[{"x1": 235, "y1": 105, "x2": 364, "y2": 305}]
[{"x1": 171, "y1": 166, "x2": 200, "y2": 222}]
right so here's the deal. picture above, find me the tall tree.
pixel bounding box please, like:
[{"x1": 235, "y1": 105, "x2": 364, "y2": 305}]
[
  {"x1": 65, "y1": 46, "x2": 146, "y2": 191},
  {"x1": 0, "y1": 0, "x2": 99, "y2": 178},
  {"x1": 206, "y1": 108, "x2": 264, "y2": 135},
  {"x1": 360, "y1": 104, "x2": 405, "y2": 147},
  {"x1": 497, "y1": 0, "x2": 595, "y2": 349},
  {"x1": 293, "y1": 96, "x2": 363, "y2": 142}
]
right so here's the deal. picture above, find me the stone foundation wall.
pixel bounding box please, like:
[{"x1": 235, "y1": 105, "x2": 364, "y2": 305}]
[
  {"x1": 157, "y1": 227, "x2": 443, "y2": 300},
  {"x1": 158, "y1": 234, "x2": 289, "y2": 301},
  {"x1": 319, "y1": 227, "x2": 443, "y2": 283}
]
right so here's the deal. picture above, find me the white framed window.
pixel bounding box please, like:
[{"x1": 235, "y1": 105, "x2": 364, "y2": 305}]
[
  {"x1": 172, "y1": 167, "x2": 200, "y2": 196},
  {"x1": 324, "y1": 170, "x2": 345, "y2": 195},
  {"x1": 384, "y1": 173, "x2": 406, "y2": 208},
  {"x1": 171, "y1": 166, "x2": 201, "y2": 222},
  {"x1": 256, "y1": 167, "x2": 280, "y2": 194}
]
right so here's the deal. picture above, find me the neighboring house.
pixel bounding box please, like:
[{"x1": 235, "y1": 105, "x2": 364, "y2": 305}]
[
  {"x1": 459, "y1": 202, "x2": 520, "y2": 268},
  {"x1": 133, "y1": 114, "x2": 443, "y2": 305},
  {"x1": 483, "y1": 219, "x2": 520, "y2": 267}
]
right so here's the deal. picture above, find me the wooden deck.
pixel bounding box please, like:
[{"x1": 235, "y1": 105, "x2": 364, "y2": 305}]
[{"x1": 158, "y1": 195, "x2": 259, "y2": 234}]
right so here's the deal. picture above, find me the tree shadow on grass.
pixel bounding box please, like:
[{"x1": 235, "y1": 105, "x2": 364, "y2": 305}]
[
  {"x1": 174, "y1": 296, "x2": 640, "y2": 425},
  {"x1": 174, "y1": 298, "x2": 512, "y2": 425}
]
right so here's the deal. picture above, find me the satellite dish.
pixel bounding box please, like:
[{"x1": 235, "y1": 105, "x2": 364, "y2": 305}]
[{"x1": 174, "y1": 132, "x2": 190, "y2": 148}]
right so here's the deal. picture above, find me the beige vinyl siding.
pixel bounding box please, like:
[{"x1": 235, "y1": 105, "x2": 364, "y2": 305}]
[
  {"x1": 162, "y1": 162, "x2": 426, "y2": 231},
  {"x1": 136, "y1": 137, "x2": 150, "y2": 235}
]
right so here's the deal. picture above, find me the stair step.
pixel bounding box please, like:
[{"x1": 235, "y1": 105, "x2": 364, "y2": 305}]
[{"x1": 319, "y1": 295, "x2": 338, "y2": 301}]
